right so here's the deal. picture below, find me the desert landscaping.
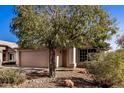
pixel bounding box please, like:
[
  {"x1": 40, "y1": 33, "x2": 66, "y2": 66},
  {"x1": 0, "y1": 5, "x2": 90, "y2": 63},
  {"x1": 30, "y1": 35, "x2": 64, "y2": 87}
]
[{"x1": 0, "y1": 67, "x2": 96, "y2": 88}]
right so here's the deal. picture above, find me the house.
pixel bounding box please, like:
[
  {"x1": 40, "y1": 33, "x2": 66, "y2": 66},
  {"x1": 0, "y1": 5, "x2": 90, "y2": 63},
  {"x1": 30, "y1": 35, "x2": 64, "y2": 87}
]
[
  {"x1": 16, "y1": 48, "x2": 96, "y2": 68},
  {"x1": 0, "y1": 40, "x2": 18, "y2": 65},
  {"x1": 0, "y1": 40, "x2": 96, "y2": 68}
]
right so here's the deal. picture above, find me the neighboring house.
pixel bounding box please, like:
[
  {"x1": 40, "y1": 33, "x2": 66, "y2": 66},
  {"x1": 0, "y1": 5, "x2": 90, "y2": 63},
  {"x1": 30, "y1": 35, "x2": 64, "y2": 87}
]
[
  {"x1": 0, "y1": 40, "x2": 18, "y2": 65},
  {"x1": 0, "y1": 40, "x2": 96, "y2": 68}
]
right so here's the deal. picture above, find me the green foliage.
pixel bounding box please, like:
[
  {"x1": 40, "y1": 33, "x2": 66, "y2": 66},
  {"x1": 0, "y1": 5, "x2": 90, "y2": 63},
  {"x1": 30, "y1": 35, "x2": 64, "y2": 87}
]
[
  {"x1": 10, "y1": 5, "x2": 118, "y2": 77},
  {"x1": 0, "y1": 69, "x2": 26, "y2": 85},
  {"x1": 11, "y1": 5, "x2": 118, "y2": 50},
  {"x1": 87, "y1": 51, "x2": 106, "y2": 61},
  {"x1": 85, "y1": 50, "x2": 124, "y2": 87}
]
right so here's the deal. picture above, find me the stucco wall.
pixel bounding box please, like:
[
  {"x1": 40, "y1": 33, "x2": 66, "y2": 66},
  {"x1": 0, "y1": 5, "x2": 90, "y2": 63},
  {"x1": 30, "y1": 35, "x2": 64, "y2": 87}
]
[
  {"x1": 0, "y1": 51, "x2": 2, "y2": 65},
  {"x1": 55, "y1": 49, "x2": 62, "y2": 67},
  {"x1": 0, "y1": 47, "x2": 5, "y2": 65},
  {"x1": 17, "y1": 48, "x2": 82, "y2": 68},
  {"x1": 15, "y1": 50, "x2": 20, "y2": 66},
  {"x1": 76, "y1": 49, "x2": 80, "y2": 64},
  {"x1": 67, "y1": 48, "x2": 80, "y2": 68},
  {"x1": 67, "y1": 48, "x2": 73, "y2": 67}
]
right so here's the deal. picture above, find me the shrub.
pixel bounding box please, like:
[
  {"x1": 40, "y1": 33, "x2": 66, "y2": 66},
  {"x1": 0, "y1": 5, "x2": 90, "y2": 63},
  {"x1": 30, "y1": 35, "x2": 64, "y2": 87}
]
[
  {"x1": 85, "y1": 50, "x2": 124, "y2": 87},
  {"x1": 0, "y1": 68, "x2": 26, "y2": 85}
]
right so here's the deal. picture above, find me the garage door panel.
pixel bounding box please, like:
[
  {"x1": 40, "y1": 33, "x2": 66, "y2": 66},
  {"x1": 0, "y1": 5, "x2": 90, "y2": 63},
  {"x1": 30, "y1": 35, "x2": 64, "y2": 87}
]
[{"x1": 20, "y1": 50, "x2": 49, "y2": 67}]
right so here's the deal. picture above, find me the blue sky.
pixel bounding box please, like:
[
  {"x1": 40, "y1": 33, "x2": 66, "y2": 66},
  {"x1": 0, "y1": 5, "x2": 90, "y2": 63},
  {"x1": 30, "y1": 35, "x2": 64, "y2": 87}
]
[
  {"x1": 0, "y1": 5, "x2": 17, "y2": 42},
  {"x1": 0, "y1": 5, "x2": 124, "y2": 50},
  {"x1": 102, "y1": 5, "x2": 124, "y2": 50}
]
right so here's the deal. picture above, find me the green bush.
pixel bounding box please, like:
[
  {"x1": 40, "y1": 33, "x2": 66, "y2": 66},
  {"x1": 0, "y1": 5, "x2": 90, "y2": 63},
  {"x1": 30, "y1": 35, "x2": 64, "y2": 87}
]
[
  {"x1": 0, "y1": 69, "x2": 26, "y2": 85},
  {"x1": 89, "y1": 51, "x2": 107, "y2": 61},
  {"x1": 85, "y1": 50, "x2": 124, "y2": 87}
]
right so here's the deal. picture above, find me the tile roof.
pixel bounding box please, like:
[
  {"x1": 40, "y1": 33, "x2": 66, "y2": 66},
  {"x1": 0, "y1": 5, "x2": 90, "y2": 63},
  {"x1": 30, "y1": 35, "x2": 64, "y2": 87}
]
[{"x1": 0, "y1": 40, "x2": 18, "y2": 49}]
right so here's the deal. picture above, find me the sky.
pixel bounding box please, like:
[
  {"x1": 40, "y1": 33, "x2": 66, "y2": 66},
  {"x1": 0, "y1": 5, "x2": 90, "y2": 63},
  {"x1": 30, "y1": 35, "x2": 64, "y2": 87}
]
[
  {"x1": 0, "y1": 5, "x2": 17, "y2": 42},
  {"x1": 102, "y1": 5, "x2": 124, "y2": 50},
  {"x1": 0, "y1": 5, "x2": 124, "y2": 50}
]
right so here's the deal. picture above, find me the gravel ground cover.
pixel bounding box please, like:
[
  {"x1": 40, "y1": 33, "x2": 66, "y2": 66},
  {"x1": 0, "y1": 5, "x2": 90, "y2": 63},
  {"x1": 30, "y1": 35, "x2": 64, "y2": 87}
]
[{"x1": 0, "y1": 67, "x2": 97, "y2": 88}]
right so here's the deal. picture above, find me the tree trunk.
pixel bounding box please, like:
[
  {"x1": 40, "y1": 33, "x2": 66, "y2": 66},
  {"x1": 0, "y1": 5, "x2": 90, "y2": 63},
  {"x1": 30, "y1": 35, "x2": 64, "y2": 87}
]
[{"x1": 49, "y1": 46, "x2": 56, "y2": 78}]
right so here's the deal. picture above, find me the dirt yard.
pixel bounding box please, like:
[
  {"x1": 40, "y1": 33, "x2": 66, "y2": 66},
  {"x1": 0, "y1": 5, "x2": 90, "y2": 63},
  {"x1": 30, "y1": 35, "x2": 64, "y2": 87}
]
[{"x1": 1, "y1": 67, "x2": 97, "y2": 88}]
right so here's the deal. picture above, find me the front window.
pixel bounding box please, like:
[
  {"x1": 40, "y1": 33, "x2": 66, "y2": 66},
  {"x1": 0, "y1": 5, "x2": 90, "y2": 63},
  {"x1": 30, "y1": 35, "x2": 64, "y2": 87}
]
[
  {"x1": 8, "y1": 53, "x2": 14, "y2": 61},
  {"x1": 80, "y1": 49, "x2": 96, "y2": 62},
  {"x1": 80, "y1": 49, "x2": 88, "y2": 62}
]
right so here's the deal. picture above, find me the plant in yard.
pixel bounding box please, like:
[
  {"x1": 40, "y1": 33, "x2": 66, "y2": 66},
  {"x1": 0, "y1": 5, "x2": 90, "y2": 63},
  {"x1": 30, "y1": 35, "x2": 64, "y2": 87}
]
[
  {"x1": 11, "y1": 5, "x2": 118, "y2": 77},
  {"x1": 0, "y1": 69, "x2": 26, "y2": 85},
  {"x1": 85, "y1": 50, "x2": 124, "y2": 87},
  {"x1": 87, "y1": 51, "x2": 106, "y2": 62}
]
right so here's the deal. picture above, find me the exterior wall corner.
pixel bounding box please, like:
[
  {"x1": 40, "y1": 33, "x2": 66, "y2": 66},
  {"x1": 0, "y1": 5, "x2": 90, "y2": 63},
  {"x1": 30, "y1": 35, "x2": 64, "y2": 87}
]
[
  {"x1": 67, "y1": 47, "x2": 77, "y2": 68},
  {"x1": 15, "y1": 50, "x2": 20, "y2": 66}
]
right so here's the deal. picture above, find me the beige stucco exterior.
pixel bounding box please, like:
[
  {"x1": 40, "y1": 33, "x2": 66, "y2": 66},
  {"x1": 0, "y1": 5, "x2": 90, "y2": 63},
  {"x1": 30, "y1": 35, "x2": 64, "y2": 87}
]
[
  {"x1": 55, "y1": 49, "x2": 62, "y2": 67},
  {"x1": 0, "y1": 47, "x2": 6, "y2": 65},
  {"x1": 0, "y1": 40, "x2": 86, "y2": 68},
  {"x1": 0, "y1": 46, "x2": 17, "y2": 65},
  {"x1": 0, "y1": 49, "x2": 3, "y2": 65},
  {"x1": 0, "y1": 40, "x2": 18, "y2": 65},
  {"x1": 16, "y1": 48, "x2": 78, "y2": 68}
]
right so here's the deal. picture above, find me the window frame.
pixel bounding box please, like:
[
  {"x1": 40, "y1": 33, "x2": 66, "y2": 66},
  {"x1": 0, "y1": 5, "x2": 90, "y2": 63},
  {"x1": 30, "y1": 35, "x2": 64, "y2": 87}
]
[
  {"x1": 8, "y1": 53, "x2": 14, "y2": 61},
  {"x1": 79, "y1": 48, "x2": 96, "y2": 62}
]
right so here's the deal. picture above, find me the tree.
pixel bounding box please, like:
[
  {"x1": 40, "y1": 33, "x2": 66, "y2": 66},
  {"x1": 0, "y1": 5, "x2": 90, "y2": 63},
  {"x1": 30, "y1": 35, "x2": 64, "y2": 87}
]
[
  {"x1": 11, "y1": 5, "x2": 118, "y2": 77},
  {"x1": 117, "y1": 34, "x2": 124, "y2": 48}
]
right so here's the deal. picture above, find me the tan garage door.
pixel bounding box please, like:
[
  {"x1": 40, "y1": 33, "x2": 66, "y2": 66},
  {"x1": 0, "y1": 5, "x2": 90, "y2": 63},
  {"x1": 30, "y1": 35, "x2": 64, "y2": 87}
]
[{"x1": 20, "y1": 49, "x2": 49, "y2": 67}]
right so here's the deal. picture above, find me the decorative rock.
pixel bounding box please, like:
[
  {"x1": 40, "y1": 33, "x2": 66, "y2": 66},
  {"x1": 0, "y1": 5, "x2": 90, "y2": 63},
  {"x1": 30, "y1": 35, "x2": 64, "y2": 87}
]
[
  {"x1": 63, "y1": 79, "x2": 74, "y2": 88},
  {"x1": 78, "y1": 69, "x2": 88, "y2": 74}
]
